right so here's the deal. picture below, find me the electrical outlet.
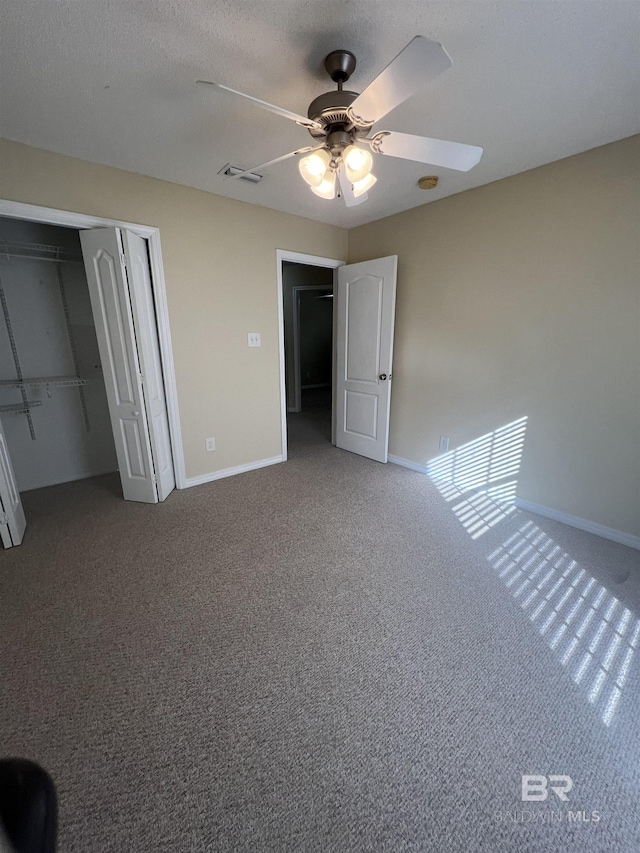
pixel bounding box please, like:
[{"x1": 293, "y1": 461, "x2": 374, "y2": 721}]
[
  {"x1": 248, "y1": 333, "x2": 261, "y2": 347},
  {"x1": 206, "y1": 437, "x2": 216, "y2": 452},
  {"x1": 439, "y1": 436, "x2": 449, "y2": 452}
]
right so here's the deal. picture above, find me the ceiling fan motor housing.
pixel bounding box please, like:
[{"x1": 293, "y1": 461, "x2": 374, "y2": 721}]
[
  {"x1": 305, "y1": 49, "x2": 373, "y2": 150},
  {"x1": 306, "y1": 89, "x2": 372, "y2": 144}
]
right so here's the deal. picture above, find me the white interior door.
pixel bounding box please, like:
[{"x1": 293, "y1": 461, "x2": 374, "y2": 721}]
[
  {"x1": 335, "y1": 256, "x2": 397, "y2": 463},
  {"x1": 80, "y1": 227, "x2": 158, "y2": 503},
  {"x1": 0, "y1": 416, "x2": 26, "y2": 547},
  {"x1": 121, "y1": 231, "x2": 175, "y2": 501}
]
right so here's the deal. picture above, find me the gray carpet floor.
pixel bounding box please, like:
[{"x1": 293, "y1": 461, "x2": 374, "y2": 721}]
[{"x1": 1, "y1": 391, "x2": 639, "y2": 852}]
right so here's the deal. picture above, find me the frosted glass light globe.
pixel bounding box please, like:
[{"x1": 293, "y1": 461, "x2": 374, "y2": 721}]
[
  {"x1": 353, "y1": 173, "x2": 377, "y2": 198},
  {"x1": 310, "y1": 169, "x2": 336, "y2": 199},
  {"x1": 299, "y1": 149, "x2": 331, "y2": 187},
  {"x1": 343, "y1": 145, "x2": 373, "y2": 183}
]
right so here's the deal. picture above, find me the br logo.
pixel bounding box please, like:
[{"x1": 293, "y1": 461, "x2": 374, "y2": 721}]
[{"x1": 521, "y1": 775, "x2": 573, "y2": 802}]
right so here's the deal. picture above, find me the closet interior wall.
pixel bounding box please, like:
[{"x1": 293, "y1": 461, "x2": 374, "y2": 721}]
[{"x1": 0, "y1": 217, "x2": 117, "y2": 491}]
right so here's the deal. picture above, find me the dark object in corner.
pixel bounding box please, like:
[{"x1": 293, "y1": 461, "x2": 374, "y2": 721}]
[{"x1": 0, "y1": 759, "x2": 57, "y2": 853}]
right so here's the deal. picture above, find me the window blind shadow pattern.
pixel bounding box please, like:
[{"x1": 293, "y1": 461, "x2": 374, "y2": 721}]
[
  {"x1": 426, "y1": 417, "x2": 638, "y2": 728},
  {"x1": 488, "y1": 519, "x2": 639, "y2": 727},
  {"x1": 427, "y1": 417, "x2": 527, "y2": 539}
]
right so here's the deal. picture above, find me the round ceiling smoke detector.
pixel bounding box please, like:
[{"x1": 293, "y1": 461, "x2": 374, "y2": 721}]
[{"x1": 418, "y1": 175, "x2": 439, "y2": 190}]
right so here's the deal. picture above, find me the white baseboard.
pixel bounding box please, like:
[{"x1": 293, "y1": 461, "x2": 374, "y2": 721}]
[
  {"x1": 515, "y1": 498, "x2": 640, "y2": 551},
  {"x1": 185, "y1": 455, "x2": 284, "y2": 488},
  {"x1": 387, "y1": 454, "x2": 639, "y2": 551},
  {"x1": 388, "y1": 454, "x2": 428, "y2": 474}
]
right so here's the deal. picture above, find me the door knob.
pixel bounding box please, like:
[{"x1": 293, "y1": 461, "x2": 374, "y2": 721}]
[
  {"x1": 379, "y1": 374, "x2": 387, "y2": 381},
  {"x1": 133, "y1": 410, "x2": 140, "y2": 416}
]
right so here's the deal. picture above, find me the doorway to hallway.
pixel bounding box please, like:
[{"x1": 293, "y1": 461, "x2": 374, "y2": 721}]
[
  {"x1": 276, "y1": 250, "x2": 342, "y2": 460},
  {"x1": 276, "y1": 249, "x2": 398, "y2": 465},
  {"x1": 281, "y1": 261, "x2": 334, "y2": 455},
  {"x1": 287, "y1": 387, "x2": 333, "y2": 456}
]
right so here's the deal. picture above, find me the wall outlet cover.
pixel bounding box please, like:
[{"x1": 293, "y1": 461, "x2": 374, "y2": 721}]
[
  {"x1": 248, "y1": 333, "x2": 261, "y2": 347},
  {"x1": 206, "y1": 437, "x2": 216, "y2": 452}
]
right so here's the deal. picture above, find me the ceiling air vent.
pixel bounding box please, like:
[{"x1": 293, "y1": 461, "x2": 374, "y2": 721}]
[{"x1": 218, "y1": 163, "x2": 263, "y2": 184}]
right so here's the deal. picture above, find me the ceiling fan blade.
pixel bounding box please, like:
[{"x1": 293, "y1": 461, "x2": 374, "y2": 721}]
[
  {"x1": 197, "y1": 81, "x2": 323, "y2": 130},
  {"x1": 374, "y1": 131, "x2": 482, "y2": 171},
  {"x1": 337, "y1": 168, "x2": 368, "y2": 207},
  {"x1": 223, "y1": 145, "x2": 324, "y2": 182},
  {"x1": 349, "y1": 36, "x2": 452, "y2": 126}
]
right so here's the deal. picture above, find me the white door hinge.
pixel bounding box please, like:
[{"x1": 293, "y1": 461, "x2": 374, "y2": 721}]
[
  {"x1": 0, "y1": 512, "x2": 8, "y2": 525},
  {"x1": 120, "y1": 252, "x2": 128, "y2": 268}
]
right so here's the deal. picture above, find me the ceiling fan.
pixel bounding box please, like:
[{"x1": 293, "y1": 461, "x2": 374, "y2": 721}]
[{"x1": 197, "y1": 36, "x2": 483, "y2": 206}]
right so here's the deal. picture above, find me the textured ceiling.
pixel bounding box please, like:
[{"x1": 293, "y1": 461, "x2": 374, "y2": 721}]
[{"x1": 1, "y1": 1, "x2": 639, "y2": 228}]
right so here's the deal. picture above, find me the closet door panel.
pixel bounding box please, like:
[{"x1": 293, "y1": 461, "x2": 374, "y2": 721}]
[
  {"x1": 121, "y1": 231, "x2": 175, "y2": 501},
  {"x1": 0, "y1": 417, "x2": 26, "y2": 547},
  {"x1": 80, "y1": 228, "x2": 158, "y2": 504}
]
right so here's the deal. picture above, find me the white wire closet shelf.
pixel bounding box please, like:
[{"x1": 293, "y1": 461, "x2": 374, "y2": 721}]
[
  {"x1": 0, "y1": 376, "x2": 89, "y2": 389},
  {"x1": 0, "y1": 239, "x2": 83, "y2": 264},
  {"x1": 0, "y1": 401, "x2": 43, "y2": 414},
  {"x1": 0, "y1": 237, "x2": 92, "y2": 439}
]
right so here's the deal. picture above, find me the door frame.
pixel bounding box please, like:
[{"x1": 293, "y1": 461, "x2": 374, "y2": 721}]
[
  {"x1": 291, "y1": 284, "x2": 333, "y2": 414},
  {"x1": 276, "y1": 250, "x2": 344, "y2": 460},
  {"x1": 0, "y1": 199, "x2": 187, "y2": 489}
]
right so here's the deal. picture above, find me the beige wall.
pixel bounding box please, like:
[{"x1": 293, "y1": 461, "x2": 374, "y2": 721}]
[
  {"x1": 0, "y1": 139, "x2": 348, "y2": 480},
  {"x1": 349, "y1": 136, "x2": 640, "y2": 537},
  {"x1": 1, "y1": 137, "x2": 637, "y2": 536}
]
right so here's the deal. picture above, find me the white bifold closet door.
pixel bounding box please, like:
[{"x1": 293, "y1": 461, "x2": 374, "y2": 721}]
[
  {"x1": 120, "y1": 231, "x2": 175, "y2": 501},
  {"x1": 80, "y1": 227, "x2": 174, "y2": 503},
  {"x1": 335, "y1": 256, "x2": 397, "y2": 463},
  {"x1": 0, "y1": 415, "x2": 26, "y2": 547}
]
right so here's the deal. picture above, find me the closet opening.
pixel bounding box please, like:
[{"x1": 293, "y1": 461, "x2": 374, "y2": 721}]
[
  {"x1": 0, "y1": 208, "x2": 181, "y2": 548},
  {"x1": 0, "y1": 217, "x2": 119, "y2": 497}
]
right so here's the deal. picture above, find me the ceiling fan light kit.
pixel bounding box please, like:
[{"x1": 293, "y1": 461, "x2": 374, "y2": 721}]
[
  {"x1": 343, "y1": 144, "x2": 374, "y2": 182},
  {"x1": 201, "y1": 35, "x2": 483, "y2": 207},
  {"x1": 353, "y1": 173, "x2": 377, "y2": 198},
  {"x1": 299, "y1": 148, "x2": 332, "y2": 187},
  {"x1": 311, "y1": 169, "x2": 337, "y2": 200}
]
